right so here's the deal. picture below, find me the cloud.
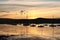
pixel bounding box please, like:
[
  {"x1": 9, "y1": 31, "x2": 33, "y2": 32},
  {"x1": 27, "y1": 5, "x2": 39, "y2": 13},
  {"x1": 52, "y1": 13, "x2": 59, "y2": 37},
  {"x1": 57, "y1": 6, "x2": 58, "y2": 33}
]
[
  {"x1": 0, "y1": 0, "x2": 60, "y2": 2},
  {"x1": 16, "y1": 0, "x2": 60, "y2": 2},
  {"x1": 0, "y1": 0, "x2": 9, "y2": 2},
  {"x1": 0, "y1": 0, "x2": 60, "y2": 7}
]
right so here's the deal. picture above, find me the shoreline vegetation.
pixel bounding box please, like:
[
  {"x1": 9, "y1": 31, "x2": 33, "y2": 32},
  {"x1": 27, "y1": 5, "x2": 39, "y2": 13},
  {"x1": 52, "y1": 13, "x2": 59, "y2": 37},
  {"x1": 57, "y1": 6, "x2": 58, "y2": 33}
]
[{"x1": 0, "y1": 18, "x2": 60, "y2": 25}]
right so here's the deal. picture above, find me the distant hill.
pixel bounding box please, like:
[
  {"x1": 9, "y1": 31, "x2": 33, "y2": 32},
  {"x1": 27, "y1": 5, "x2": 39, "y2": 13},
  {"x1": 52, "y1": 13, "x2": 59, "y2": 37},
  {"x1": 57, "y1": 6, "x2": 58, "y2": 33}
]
[{"x1": 0, "y1": 18, "x2": 60, "y2": 25}]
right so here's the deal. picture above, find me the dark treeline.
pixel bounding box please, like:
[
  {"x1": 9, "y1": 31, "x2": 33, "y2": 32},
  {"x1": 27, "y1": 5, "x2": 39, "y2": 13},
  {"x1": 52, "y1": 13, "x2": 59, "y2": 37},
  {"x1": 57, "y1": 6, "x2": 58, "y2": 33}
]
[{"x1": 0, "y1": 18, "x2": 60, "y2": 25}]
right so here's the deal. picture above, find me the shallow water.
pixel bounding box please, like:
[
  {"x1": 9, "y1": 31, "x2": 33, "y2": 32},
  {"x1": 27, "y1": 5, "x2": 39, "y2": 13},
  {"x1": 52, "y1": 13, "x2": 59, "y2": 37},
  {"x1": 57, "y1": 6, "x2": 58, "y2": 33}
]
[{"x1": 0, "y1": 24, "x2": 60, "y2": 40}]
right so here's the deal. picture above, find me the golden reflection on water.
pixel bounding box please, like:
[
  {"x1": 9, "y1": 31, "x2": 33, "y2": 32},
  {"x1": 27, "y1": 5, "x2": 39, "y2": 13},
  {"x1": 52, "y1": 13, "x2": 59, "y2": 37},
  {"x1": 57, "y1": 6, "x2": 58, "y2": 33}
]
[{"x1": 0, "y1": 24, "x2": 60, "y2": 38}]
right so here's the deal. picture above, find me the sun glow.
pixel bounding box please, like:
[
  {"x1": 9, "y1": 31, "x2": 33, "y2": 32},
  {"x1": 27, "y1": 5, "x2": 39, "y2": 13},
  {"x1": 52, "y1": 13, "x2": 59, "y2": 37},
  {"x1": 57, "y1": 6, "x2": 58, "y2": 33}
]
[
  {"x1": 27, "y1": 10, "x2": 40, "y2": 19},
  {"x1": 27, "y1": 7, "x2": 60, "y2": 19}
]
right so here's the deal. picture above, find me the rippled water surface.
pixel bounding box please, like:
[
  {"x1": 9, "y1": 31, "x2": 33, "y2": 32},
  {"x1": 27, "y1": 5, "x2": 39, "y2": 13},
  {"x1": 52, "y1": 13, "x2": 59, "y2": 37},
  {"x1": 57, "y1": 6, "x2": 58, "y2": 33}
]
[{"x1": 0, "y1": 24, "x2": 60, "y2": 40}]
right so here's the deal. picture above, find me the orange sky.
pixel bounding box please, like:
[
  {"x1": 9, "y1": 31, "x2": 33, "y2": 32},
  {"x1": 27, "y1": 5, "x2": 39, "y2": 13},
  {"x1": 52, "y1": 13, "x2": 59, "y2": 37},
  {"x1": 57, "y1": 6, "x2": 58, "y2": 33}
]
[
  {"x1": 26, "y1": 7, "x2": 60, "y2": 19},
  {"x1": 0, "y1": 7, "x2": 60, "y2": 19}
]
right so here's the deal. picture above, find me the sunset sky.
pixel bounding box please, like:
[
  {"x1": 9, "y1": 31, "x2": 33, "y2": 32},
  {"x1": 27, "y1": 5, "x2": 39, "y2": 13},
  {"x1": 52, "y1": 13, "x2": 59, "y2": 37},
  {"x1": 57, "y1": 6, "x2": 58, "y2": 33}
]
[
  {"x1": 0, "y1": 0, "x2": 60, "y2": 38},
  {"x1": 0, "y1": 0, "x2": 60, "y2": 4},
  {"x1": 0, "y1": 0, "x2": 60, "y2": 19}
]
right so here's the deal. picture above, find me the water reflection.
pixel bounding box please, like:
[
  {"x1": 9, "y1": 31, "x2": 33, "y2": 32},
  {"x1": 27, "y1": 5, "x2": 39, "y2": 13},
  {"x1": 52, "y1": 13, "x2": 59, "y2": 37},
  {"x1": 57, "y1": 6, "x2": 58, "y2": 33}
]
[{"x1": 0, "y1": 24, "x2": 60, "y2": 40}]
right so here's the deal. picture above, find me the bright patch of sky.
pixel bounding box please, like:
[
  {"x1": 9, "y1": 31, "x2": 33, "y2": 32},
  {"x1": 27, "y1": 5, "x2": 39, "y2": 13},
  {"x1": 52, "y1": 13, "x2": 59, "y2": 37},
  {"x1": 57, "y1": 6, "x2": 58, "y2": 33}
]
[{"x1": 0, "y1": 0, "x2": 60, "y2": 18}]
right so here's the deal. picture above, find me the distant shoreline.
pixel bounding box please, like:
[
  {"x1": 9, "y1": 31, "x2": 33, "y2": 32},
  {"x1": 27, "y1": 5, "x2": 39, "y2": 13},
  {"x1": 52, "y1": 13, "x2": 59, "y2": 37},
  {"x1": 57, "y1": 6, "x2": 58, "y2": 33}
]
[{"x1": 0, "y1": 18, "x2": 60, "y2": 25}]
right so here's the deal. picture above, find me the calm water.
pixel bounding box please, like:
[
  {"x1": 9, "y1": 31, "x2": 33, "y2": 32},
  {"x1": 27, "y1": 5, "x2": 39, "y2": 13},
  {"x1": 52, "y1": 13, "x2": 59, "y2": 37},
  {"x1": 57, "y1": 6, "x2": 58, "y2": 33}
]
[{"x1": 0, "y1": 24, "x2": 60, "y2": 40}]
